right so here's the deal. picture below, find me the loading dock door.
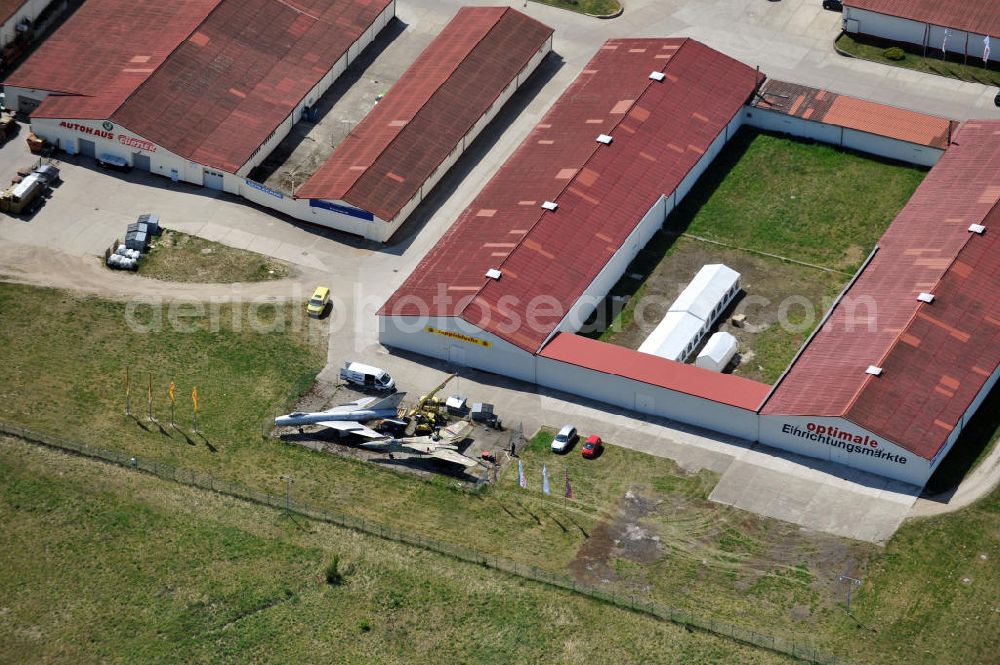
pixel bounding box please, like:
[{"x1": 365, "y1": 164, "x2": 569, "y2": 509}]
[
  {"x1": 203, "y1": 168, "x2": 224, "y2": 190},
  {"x1": 78, "y1": 139, "x2": 96, "y2": 158},
  {"x1": 133, "y1": 153, "x2": 151, "y2": 171}
]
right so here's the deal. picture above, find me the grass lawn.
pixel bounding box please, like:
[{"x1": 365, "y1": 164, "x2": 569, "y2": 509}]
[
  {"x1": 672, "y1": 129, "x2": 926, "y2": 271},
  {"x1": 530, "y1": 0, "x2": 620, "y2": 16},
  {"x1": 0, "y1": 438, "x2": 790, "y2": 664},
  {"x1": 836, "y1": 33, "x2": 1000, "y2": 87},
  {"x1": 139, "y1": 229, "x2": 290, "y2": 283}
]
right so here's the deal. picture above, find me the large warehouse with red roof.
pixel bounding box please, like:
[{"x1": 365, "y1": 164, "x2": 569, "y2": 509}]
[
  {"x1": 379, "y1": 37, "x2": 999, "y2": 487},
  {"x1": 3, "y1": 1, "x2": 553, "y2": 242}
]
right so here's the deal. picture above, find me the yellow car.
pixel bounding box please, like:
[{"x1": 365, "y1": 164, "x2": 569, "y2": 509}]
[{"x1": 307, "y1": 286, "x2": 331, "y2": 318}]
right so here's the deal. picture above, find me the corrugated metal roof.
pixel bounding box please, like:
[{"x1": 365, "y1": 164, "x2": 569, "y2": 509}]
[
  {"x1": 541, "y1": 332, "x2": 770, "y2": 411},
  {"x1": 845, "y1": 0, "x2": 1000, "y2": 38},
  {"x1": 4, "y1": 0, "x2": 220, "y2": 119},
  {"x1": 6, "y1": 0, "x2": 392, "y2": 173},
  {"x1": 294, "y1": 7, "x2": 553, "y2": 220},
  {"x1": 762, "y1": 120, "x2": 1000, "y2": 460},
  {"x1": 113, "y1": 0, "x2": 392, "y2": 173},
  {"x1": 752, "y1": 79, "x2": 954, "y2": 149},
  {"x1": 380, "y1": 38, "x2": 762, "y2": 355}
]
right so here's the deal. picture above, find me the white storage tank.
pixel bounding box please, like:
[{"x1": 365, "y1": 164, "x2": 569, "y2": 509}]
[{"x1": 696, "y1": 331, "x2": 738, "y2": 372}]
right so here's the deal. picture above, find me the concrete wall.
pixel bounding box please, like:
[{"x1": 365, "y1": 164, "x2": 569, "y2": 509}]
[
  {"x1": 379, "y1": 315, "x2": 538, "y2": 383},
  {"x1": 758, "y1": 414, "x2": 930, "y2": 486},
  {"x1": 536, "y1": 353, "x2": 760, "y2": 441},
  {"x1": 0, "y1": 0, "x2": 54, "y2": 50},
  {"x1": 843, "y1": 7, "x2": 999, "y2": 64},
  {"x1": 744, "y1": 107, "x2": 944, "y2": 167}
]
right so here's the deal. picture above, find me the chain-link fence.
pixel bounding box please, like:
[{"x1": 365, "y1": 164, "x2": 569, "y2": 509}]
[{"x1": 0, "y1": 422, "x2": 853, "y2": 665}]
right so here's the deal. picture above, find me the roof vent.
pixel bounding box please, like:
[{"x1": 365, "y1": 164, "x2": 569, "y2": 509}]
[
  {"x1": 917, "y1": 292, "x2": 935, "y2": 303},
  {"x1": 865, "y1": 365, "x2": 883, "y2": 376},
  {"x1": 485, "y1": 268, "x2": 502, "y2": 280},
  {"x1": 596, "y1": 134, "x2": 613, "y2": 144},
  {"x1": 968, "y1": 223, "x2": 986, "y2": 234},
  {"x1": 541, "y1": 200, "x2": 558, "y2": 211},
  {"x1": 649, "y1": 71, "x2": 665, "y2": 81}
]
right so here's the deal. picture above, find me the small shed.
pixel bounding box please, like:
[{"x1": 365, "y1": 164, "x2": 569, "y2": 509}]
[{"x1": 696, "y1": 331, "x2": 738, "y2": 372}]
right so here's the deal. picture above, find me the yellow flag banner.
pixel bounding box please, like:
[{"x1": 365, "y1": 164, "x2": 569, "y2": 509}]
[
  {"x1": 169, "y1": 381, "x2": 176, "y2": 404},
  {"x1": 192, "y1": 387, "x2": 199, "y2": 414},
  {"x1": 147, "y1": 374, "x2": 152, "y2": 406},
  {"x1": 125, "y1": 367, "x2": 131, "y2": 397}
]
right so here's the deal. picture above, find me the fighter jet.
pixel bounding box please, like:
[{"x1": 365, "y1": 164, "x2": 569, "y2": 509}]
[
  {"x1": 274, "y1": 392, "x2": 406, "y2": 439},
  {"x1": 360, "y1": 420, "x2": 480, "y2": 467}
]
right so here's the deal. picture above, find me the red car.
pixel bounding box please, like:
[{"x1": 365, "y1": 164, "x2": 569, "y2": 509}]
[{"x1": 581, "y1": 435, "x2": 603, "y2": 459}]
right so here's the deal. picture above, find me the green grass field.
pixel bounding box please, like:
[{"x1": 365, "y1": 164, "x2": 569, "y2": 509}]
[
  {"x1": 0, "y1": 438, "x2": 790, "y2": 664},
  {"x1": 2, "y1": 282, "x2": 998, "y2": 664},
  {"x1": 531, "y1": 0, "x2": 621, "y2": 17},
  {"x1": 836, "y1": 33, "x2": 1000, "y2": 87},
  {"x1": 671, "y1": 129, "x2": 926, "y2": 271},
  {"x1": 139, "y1": 229, "x2": 289, "y2": 283}
]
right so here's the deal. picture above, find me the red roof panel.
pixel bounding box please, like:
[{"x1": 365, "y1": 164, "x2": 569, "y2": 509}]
[
  {"x1": 5, "y1": 0, "x2": 220, "y2": 120},
  {"x1": 845, "y1": 0, "x2": 1000, "y2": 38},
  {"x1": 753, "y1": 79, "x2": 954, "y2": 149},
  {"x1": 540, "y1": 333, "x2": 771, "y2": 411},
  {"x1": 762, "y1": 120, "x2": 1000, "y2": 460},
  {"x1": 6, "y1": 0, "x2": 391, "y2": 172},
  {"x1": 113, "y1": 0, "x2": 392, "y2": 173},
  {"x1": 295, "y1": 7, "x2": 553, "y2": 220},
  {"x1": 380, "y1": 39, "x2": 762, "y2": 354}
]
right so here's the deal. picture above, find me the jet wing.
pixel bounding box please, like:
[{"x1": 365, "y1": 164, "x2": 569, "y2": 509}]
[
  {"x1": 426, "y1": 447, "x2": 481, "y2": 468},
  {"x1": 315, "y1": 420, "x2": 384, "y2": 439},
  {"x1": 326, "y1": 396, "x2": 378, "y2": 413}
]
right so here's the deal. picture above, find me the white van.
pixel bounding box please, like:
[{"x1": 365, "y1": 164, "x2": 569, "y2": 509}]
[{"x1": 339, "y1": 361, "x2": 396, "y2": 392}]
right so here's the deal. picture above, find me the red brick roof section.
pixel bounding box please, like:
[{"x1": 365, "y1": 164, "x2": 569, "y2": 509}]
[
  {"x1": 541, "y1": 333, "x2": 771, "y2": 411},
  {"x1": 5, "y1": 0, "x2": 221, "y2": 119},
  {"x1": 112, "y1": 0, "x2": 392, "y2": 173},
  {"x1": 846, "y1": 0, "x2": 1000, "y2": 38},
  {"x1": 762, "y1": 120, "x2": 1000, "y2": 460},
  {"x1": 380, "y1": 38, "x2": 762, "y2": 354},
  {"x1": 753, "y1": 79, "x2": 955, "y2": 149},
  {"x1": 294, "y1": 7, "x2": 553, "y2": 221}
]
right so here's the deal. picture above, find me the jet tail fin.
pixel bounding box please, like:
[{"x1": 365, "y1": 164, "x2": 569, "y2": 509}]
[{"x1": 370, "y1": 391, "x2": 406, "y2": 412}]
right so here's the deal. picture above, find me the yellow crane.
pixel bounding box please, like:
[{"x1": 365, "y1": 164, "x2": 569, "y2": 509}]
[{"x1": 405, "y1": 373, "x2": 456, "y2": 435}]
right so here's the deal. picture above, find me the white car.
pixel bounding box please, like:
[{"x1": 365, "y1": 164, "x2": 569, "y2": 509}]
[{"x1": 551, "y1": 425, "x2": 578, "y2": 453}]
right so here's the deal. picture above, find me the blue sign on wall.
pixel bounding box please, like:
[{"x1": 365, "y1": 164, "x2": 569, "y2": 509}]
[
  {"x1": 244, "y1": 179, "x2": 284, "y2": 199},
  {"x1": 309, "y1": 198, "x2": 375, "y2": 221}
]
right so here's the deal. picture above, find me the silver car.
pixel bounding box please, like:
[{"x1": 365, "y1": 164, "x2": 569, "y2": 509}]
[{"x1": 551, "y1": 425, "x2": 578, "y2": 453}]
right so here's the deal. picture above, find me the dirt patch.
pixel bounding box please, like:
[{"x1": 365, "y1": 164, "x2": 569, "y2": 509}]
[
  {"x1": 570, "y1": 490, "x2": 664, "y2": 586},
  {"x1": 601, "y1": 235, "x2": 847, "y2": 383}
]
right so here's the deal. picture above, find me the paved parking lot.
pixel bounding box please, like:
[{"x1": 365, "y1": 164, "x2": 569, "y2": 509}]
[{"x1": 2, "y1": 0, "x2": 988, "y2": 543}]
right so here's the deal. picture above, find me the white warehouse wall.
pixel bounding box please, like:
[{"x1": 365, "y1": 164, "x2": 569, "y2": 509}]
[
  {"x1": 536, "y1": 353, "x2": 759, "y2": 441},
  {"x1": 758, "y1": 414, "x2": 930, "y2": 486},
  {"x1": 1, "y1": 0, "x2": 54, "y2": 49},
  {"x1": 744, "y1": 107, "x2": 944, "y2": 167},
  {"x1": 843, "y1": 8, "x2": 999, "y2": 64},
  {"x1": 379, "y1": 315, "x2": 537, "y2": 383}
]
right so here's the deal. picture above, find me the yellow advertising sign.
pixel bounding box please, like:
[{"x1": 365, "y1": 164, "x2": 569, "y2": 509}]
[{"x1": 424, "y1": 326, "x2": 491, "y2": 348}]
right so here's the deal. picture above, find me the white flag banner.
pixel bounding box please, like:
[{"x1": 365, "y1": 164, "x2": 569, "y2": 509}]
[
  {"x1": 542, "y1": 464, "x2": 551, "y2": 495},
  {"x1": 985, "y1": 35, "x2": 992, "y2": 64},
  {"x1": 518, "y1": 459, "x2": 526, "y2": 489},
  {"x1": 941, "y1": 28, "x2": 950, "y2": 56}
]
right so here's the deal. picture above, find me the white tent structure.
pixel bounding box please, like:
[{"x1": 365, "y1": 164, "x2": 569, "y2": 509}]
[
  {"x1": 638, "y1": 264, "x2": 741, "y2": 362},
  {"x1": 696, "y1": 331, "x2": 738, "y2": 372}
]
